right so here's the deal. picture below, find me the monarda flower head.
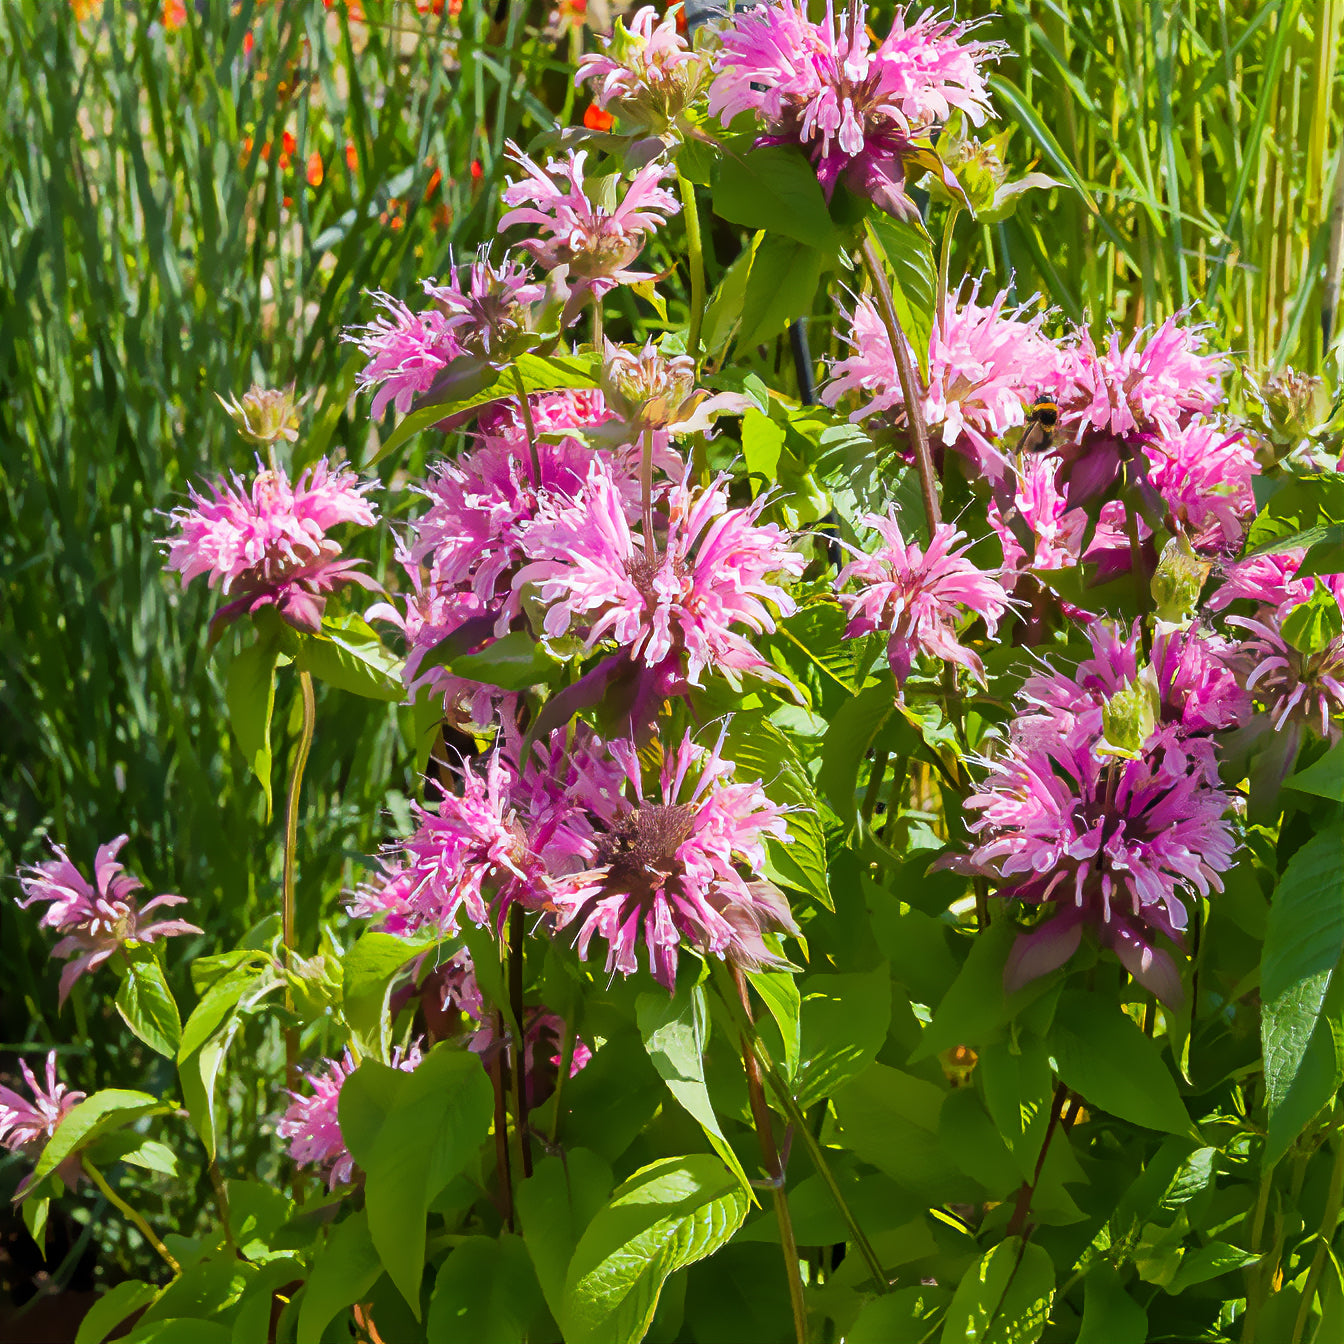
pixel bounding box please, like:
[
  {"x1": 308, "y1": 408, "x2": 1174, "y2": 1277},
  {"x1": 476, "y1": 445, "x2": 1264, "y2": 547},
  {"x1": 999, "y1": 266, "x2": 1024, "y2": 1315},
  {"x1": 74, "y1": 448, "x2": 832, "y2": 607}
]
[
  {"x1": 709, "y1": 1, "x2": 998, "y2": 217},
  {"x1": 500, "y1": 146, "x2": 680, "y2": 321},
  {"x1": 0, "y1": 1053, "x2": 86, "y2": 1193},
  {"x1": 597, "y1": 339, "x2": 751, "y2": 442},
  {"x1": 962, "y1": 721, "x2": 1235, "y2": 1005},
  {"x1": 988, "y1": 456, "x2": 1087, "y2": 575},
  {"x1": 836, "y1": 513, "x2": 1012, "y2": 689},
  {"x1": 576, "y1": 4, "x2": 711, "y2": 142},
  {"x1": 346, "y1": 291, "x2": 462, "y2": 419},
  {"x1": 1142, "y1": 421, "x2": 1258, "y2": 553},
  {"x1": 422, "y1": 249, "x2": 544, "y2": 359},
  {"x1": 549, "y1": 731, "x2": 799, "y2": 990},
  {"x1": 515, "y1": 464, "x2": 805, "y2": 691},
  {"x1": 165, "y1": 458, "x2": 378, "y2": 637},
  {"x1": 17, "y1": 835, "x2": 201, "y2": 1006}
]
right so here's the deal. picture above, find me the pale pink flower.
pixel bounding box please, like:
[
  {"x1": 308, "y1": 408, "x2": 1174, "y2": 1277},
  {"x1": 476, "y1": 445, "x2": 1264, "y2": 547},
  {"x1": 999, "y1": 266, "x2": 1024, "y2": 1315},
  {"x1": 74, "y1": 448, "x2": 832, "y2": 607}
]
[
  {"x1": 164, "y1": 459, "x2": 378, "y2": 636},
  {"x1": 1143, "y1": 422, "x2": 1258, "y2": 551},
  {"x1": 836, "y1": 513, "x2": 1012, "y2": 687},
  {"x1": 963, "y1": 721, "x2": 1235, "y2": 1004},
  {"x1": 516, "y1": 465, "x2": 805, "y2": 689},
  {"x1": 278, "y1": 1044, "x2": 422, "y2": 1190},
  {"x1": 346, "y1": 292, "x2": 462, "y2": 418},
  {"x1": 345, "y1": 862, "x2": 420, "y2": 937},
  {"x1": 549, "y1": 731, "x2": 799, "y2": 990},
  {"x1": 824, "y1": 285, "x2": 1066, "y2": 476},
  {"x1": 1206, "y1": 551, "x2": 1306, "y2": 614},
  {"x1": 710, "y1": 2, "x2": 998, "y2": 214},
  {"x1": 989, "y1": 455, "x2": 1087, "y2": 573},
  {"x1": 17, "y1": 836, "x2": 201, "y2": 1006},
  {"x1": 499, "y1": 146, "x2": 680, "y2": 317},
  {"x1": 0, "y1": 1052, "x2": 86, "y2": 1192},
  {"x1": 422, "y1": 250, "x2": 544, "y2": 359}
]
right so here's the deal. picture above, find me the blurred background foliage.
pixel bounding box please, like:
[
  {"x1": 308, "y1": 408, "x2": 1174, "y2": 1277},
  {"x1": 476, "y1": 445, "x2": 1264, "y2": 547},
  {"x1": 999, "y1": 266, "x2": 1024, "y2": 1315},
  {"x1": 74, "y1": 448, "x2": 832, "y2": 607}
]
[{"x1": 1, "y1": 0, "x2": 1341, "y2": 1304}]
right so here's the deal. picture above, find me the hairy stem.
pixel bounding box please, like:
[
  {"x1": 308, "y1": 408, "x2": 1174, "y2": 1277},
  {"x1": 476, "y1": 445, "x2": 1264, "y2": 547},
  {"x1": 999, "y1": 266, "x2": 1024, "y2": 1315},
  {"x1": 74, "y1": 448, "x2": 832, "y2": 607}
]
[
  {"x1": 508, "y1": 905, "x2": 533, "y2": 1179},
  {"x1": 83, "y1": 1158, "x2": 179, "y2": 1275},
  {"x1": 733, "y1": 968, "x2": 808, "y2": 1344},
  {"x1": 511, "y1": 364, "x2": 542, "y2": 486},
  {"x1": 859, "y1": 231, "x2": 941, "y2": 537},
  {"x1": 281, "y1": 667, "x2": 316, "y2": 1094},
  {"x1": 677, "y1": 168, "x2": 706, "y2": 362}
]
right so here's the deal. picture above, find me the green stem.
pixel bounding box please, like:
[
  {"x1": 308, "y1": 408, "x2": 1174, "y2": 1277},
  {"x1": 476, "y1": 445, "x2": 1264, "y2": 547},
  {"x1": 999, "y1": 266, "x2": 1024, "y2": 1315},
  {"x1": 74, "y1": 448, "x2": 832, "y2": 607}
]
[
  {"x1": 1006, "y1": 1082, "x2": 1068, "y2": 1238},
  {"x1": 937, "y1": 202, "x2": 961, "y2": 323},
  {"x1": 641, "y1": 425, "x2": 656, "y2": 560},
  {"x1": 677, "y1": 167, "x2": 706, "y2": 362},
  {"x1": 732, "y1": 968, "x2": 808, "y2": 1344},
  {"x1": 859, "y1": 231, "x2": 941, "y2": 538},
  {"x1": 509, "y1": 905, "x2": 533, "y2": 1180},
  {"x1": 490, "y1": 1013, "x2": 515, "y2": 1233},
  {"x1": 82, "y1": 1158, "x2": 180, "y2": 1275},
  {"x1": 592, "y1": 297, "x2": 604, "y2": 352},
  {"x1": 713, "y1": 966, "x2": 887, "y2": 1294},
  {"x1": 282, "y1": 667, "x2": 316, "y2": 1095},
  {"x1": 1290, "y1": 1111, "x2": 1344, "y2": 1344},
  {"x1": 1241, "y1": 1163, "x2": 1277, "y2": 1344},
  {"x1": 549, "y1": 1018, "x2": 577, "y2": 1148},
  {"x1": 511, "y1": 363, "x2": 542, "y2": 485}
]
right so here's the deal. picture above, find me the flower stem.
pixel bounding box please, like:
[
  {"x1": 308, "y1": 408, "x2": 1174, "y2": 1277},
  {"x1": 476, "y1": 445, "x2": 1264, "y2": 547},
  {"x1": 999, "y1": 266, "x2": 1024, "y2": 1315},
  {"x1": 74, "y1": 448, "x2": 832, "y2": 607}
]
[
  {"x1": 859, "y1": 232, "x2": 941, "y2": 539},
  {"x1": 592, "y1": 297, "x2": 604, "y2": 351},
  {"x1": 1005, "y1": 1081, "x2": 1069, "y2": 1238},
  {"x1": 1290, "y1": 1108, "x2": 1344, "y2": 1344},
  {"x1": 732, "y1": 968, "x2": 808, "y2": 1344},
  {"x1": 82, "y1": 1158, "x2": 179, "y2": 1275},
  {"x1": 677, "y1": 167, "x2": 706, "y2": 362},
  {"x1": 511, "y1": 363, "x2": 543, "y2": 486},
  {"x1": 937, "y1": 203, "x2": 961, "y2": 323},
  {"x1": 508, "y1": 905, "x2": 533, "y2": 1180},
  {"x1": 282, "y1": 667, "x2": 316, "y2": 1094},
  {"x1": 489, "y1": 1014, "x2": 515, "y2": 1232},
  {"x1": 641, "y1": 425, "x2": 656, "y2": 561}
]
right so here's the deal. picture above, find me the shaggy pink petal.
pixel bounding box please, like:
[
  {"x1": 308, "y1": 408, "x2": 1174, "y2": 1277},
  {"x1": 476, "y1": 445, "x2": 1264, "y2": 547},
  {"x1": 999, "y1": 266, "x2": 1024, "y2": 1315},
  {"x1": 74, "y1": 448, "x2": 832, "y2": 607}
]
[
  {"x1": 0, "y1": 1053, "x2": 85, "y2": 1158},
  {"x1": 346, "y1": 292, "x2": 462, "y2": 418},
  {"x1": 1142, "y1": 421, "x2": 1258, "y2": 550},
  {"x1": 836, "y1": 513, "x2": 1011, "y2": 686},
  {"x1": 989, "y1": 455, "x2": 1088, "y2": 573}
]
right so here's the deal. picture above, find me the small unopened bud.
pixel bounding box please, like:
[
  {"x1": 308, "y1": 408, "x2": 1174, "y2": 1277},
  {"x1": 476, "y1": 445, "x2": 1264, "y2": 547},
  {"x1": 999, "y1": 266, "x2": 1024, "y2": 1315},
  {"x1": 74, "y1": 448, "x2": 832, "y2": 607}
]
[
  {"x1": 217, "y1": 384, "x2": 303, "y2": 447},
  {"x1": 1151, "y1": 535, "x2": 1213, "y2": 624},
  {"x1": 603, "y1": 341, "x2": 699, "y2": 431},
  {"x1": 1099, "y1": 668, "x2": 1160, "y2": 761}
]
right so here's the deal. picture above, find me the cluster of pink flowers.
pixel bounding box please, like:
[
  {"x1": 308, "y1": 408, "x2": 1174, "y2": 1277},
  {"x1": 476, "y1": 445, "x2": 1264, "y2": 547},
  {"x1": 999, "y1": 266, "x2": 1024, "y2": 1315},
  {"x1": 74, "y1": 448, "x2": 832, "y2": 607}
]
[
  {"x1": 17, "y1": 836, "x2": 200, "y2": 1005},
  {"x1": 165, "y1": 459, "x2": 378, "y2": 636},
  {"x1": 836, "y1": 513, "x2": 1012, "y2": 689},
  {"x1": 710, "y1": 1, "x2": 998, "y2": 215},
  {"x1": 0, "y1": 1053, "x2": 85, "y2": 1193}
]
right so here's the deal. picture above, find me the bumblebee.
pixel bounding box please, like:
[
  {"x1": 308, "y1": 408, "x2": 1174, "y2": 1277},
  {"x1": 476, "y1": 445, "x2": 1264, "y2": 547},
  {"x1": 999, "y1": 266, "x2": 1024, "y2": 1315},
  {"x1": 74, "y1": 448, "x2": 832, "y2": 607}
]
[{"x1": 1014, "y1": 395, "x2": 1059, "y2": 455}]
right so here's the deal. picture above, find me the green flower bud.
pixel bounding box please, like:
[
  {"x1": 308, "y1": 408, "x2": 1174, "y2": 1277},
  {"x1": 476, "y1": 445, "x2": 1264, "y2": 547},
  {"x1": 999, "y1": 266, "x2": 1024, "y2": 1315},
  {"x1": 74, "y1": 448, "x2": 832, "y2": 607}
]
[{"x1": 1151, "y1": 535, "x2": 1213, "y2": 624}]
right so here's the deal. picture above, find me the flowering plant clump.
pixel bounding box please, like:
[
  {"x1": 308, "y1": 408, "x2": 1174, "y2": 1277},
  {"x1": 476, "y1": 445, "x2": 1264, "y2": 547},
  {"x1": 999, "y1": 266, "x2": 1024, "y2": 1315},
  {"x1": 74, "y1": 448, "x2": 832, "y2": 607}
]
[{"x1": 14, "y1": 4, "x2": 1344, "y2": 1342}]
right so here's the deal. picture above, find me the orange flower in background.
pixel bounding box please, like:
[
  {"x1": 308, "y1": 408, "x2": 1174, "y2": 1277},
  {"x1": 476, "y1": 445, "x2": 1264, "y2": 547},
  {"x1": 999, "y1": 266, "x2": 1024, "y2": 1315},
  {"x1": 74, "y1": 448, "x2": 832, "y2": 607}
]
[
  {"x1": 70, "y1": 0, "x2": 102, "y2": 21},
  {"x1": 323, "y1": 0, "x2": 366, "y2": 21},
  {"x1": 424, "y1": 165, "x2": 443, "y2": 201},
  {"x1": 306, "y1": 152, "x2": 324, "y2": 188},
  {"x1": 279, "y1": 130, "x2": 296, "y2": 171},
  {"x1": 583, "y1": 103, "x2": 614, "y2": 132},
  {"x1": 345, "y1": 141, "x2": 359, "y2": 172},
  {"x1": 469, "y1": 159, "x2": 483, "y2": 182},
  {"x1": 162, "y1": 0, "x2": 187, "y2": 30}
]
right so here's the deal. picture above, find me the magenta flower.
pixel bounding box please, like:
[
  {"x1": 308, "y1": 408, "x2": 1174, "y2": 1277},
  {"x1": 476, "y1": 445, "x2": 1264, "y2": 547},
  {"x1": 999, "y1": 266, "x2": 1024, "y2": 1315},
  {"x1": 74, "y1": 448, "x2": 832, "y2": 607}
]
[
  {"x1": 465, "y1": 1008, "x2": 594, "y2": 1107},
  {"x1": 0, "y1": 1053, "x2": 86, "y2": 1193},
  {"x1": 515, "y1": 465, "x2": 805, "y2": 690},
  {"x1": 422, "y1": 250, "x2": 544, "y2": 359},
  {"x1": 963, "y1": 722, "x2": 1235, "y2": 1004},
  {"x1": 499, "y1": 146, "x2": 680, "y2": 318},
  {"x1": 836, "y1": 513, "x2": 1012, "y2": 688},
  {"x1": 17, "y1": 836, "x2": 201, "y2": 1006},
  {"x1": 165, "y1": 459, "x2": 378, "y2": 636},
  {"x1": 710, "y1": 2, "x2": 998, "y2": 215},
  {"x1": 1206, "y1": 551, "x2": 1307, "y2": 614},
  {"x1": 278, "y1": 1044, "x2": 422, "y2": 1190},
  {"x1": 549, "y1": 731, "x2": 799, "y2": 990},
  {"x1": 346, "y1": 291, "x2": 462, "y2": 419},
  {"x1": 824, "y1": 285, "x2": 1064, "y2": 477},
  {"x1": 1142, "y1": 422, "x2": 1258, "y2": 552},
  {"x1": 989, "y1": 456, "x2": 1087, "y2": 574}
]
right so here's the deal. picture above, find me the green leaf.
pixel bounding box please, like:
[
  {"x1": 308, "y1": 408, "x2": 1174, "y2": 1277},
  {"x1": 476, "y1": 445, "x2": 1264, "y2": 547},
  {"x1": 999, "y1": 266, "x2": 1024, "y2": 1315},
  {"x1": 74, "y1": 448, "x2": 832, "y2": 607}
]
[
  {"x1": 339, "y1": 1045, "x2": 495, "y2": 1314},
  {"x1": 227, "y1": 1179, "x2": 297, "y2": 1264},
  {"x1": 712, "y1": 146, "x2": 838, "y2": 247},
  {"x1": 701, "y1": 240, "x2": 755, "y2": 357},
  {"x1": 819, "y1": 684, "x2": 897, "y2": 825},
  {"x1": 1048, "y1": 991, "x2": 1192, "y2": 1136},
  {"x1": 517, "y1": 1150, "x2": 614, "y2": 1323},
  {"x1": 559, "y1": 1154, "x2": 750, "y2": 1344},
  {"x1": 295, "y1": 616, "x2": 402, "y2": 701},
  {"x1": 427, "y1": 1234, "x2": 545, "y2": 1344},
  {"x1": 738, "y1": 235, "x2": 824, "y2": 349},
  {"x1": 849, "y1": 1286, "x2": 951, "y2": 1344},
  {"x1": 795, "y1": 964, "x2": 893, "y2": 1110},
  {"x1": 1287, "y1": 740, "x2": 1344, "y2": 800},
  {"x1": 746, "y1": 969, "x2": 801, "y2": 1081},
  {"x1": 636, "y1": 985, "x2": 754, "y2": 1195},
  {"x1": 29, "y1": 1089, "x2": 161, "y2": 1198},
  {"x1": 1261, "y1": 827, "x2": 1344, "y2": 1165},
  {"x1": 741, "y1": 405, "x2": 786, "y2": 486},
  {"x1": 1076, "y1": 1265, "x2": 1147, "y2": 1344},
  {"x1": 74, "y1": 1281, "x2": 161, "y2": 1344},
  {"x1": 226, "y1": 634, "x2": 279, "y2": 820},
  {"x1": 296, "y1": 1211, "x2": 383, "y2": 1344},
  {"x1": 1167, "y1": 1240, "x2": 1258, "y2": 1293},
  {"x1": 1282, "y1": 587, "x2": 1344, "y2": 655},
  {"x1": 450, "y1": 630, "x2": 561, "y2": 692},
  {"x1": 342, "y1": 929, "x2": 442, "y2": 1055},
  {"x1": 940, "y1": 1237, "x2": 1054, "y2": 1344},
  {"x1": 114, "y1": 948, "x2": 182, "y2": 1059},
  {"x1": 867, "y1": 216, "x2": 937, "y2": 380}
]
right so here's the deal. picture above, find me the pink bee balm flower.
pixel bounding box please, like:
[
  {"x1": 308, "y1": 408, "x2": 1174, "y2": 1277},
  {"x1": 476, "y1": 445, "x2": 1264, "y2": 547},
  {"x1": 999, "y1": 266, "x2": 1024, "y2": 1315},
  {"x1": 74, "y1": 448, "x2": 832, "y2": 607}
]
[
  {"x1": 346, "y1": 291, "x2": 462, "y2": 418},
  {"x1": 0, "y1": 1052, "x2": 86, "y2": 1193},
  {"x1": 1142, "y1": 422, "x2": 1258, "y2": 552},
  {"x1": 824, "y1": 285, "x2": 1064, "y2": 477},
  {"x1": 499, "y1": 146, "x2": 680, "y2": 319},
  {"x1": 549, "y1": 732, "x2": 800, "y2": 990},
  {"x1": 1206, "y1": 550, "x2": 1306, "y2": 614},
  {"x1": 278, "y1": 1044, "x2": 422, "y2": 1190},
  {"x1": 963, "y1": 722, "x2": 1235, "y2": 1005},
  {"x1": 836, "y1": 513, "x2": 1012, "y2": 688},
  {"x1": 17, "y1": 836, "x2": 201, "y2": 1006},
  {"x1": 710, "y1": 2, "x2": 998, "y2": 215},
  {"x1": 165, "y1": 459, "x2": 378, "y2": 637},
  {"x1": 576, "y1": 5, "x2": 710, "y2": 139},
  {"x1": 516, "y1": 466, "x2": 805, "y2": 691},
  {"x1": 989, "y1": 456, "x2": 1087, "y2": 574},
  {"x1": 421, "y1": 250, "x2": 544, "y2": 359}
]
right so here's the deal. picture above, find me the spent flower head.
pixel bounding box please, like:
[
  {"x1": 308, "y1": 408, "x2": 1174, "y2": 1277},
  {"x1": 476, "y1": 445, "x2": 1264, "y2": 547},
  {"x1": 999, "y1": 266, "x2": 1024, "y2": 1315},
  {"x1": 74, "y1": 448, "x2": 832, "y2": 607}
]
[{"x1": 217, "y1": 383, "x2": 304, "y2": 447}]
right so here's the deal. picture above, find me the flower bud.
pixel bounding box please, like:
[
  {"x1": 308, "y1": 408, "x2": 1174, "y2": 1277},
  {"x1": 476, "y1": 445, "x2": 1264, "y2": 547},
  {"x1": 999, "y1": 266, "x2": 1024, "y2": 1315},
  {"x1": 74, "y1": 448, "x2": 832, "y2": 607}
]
[
  {"x1": 1098, "y1": 668, "x2": 1160, "y2": 760},
  {"x1": 217, "y1": 384, "x2": 303, "y2": 447},
  {"x1": 1151, "y1": 535, "x2": 1213, "y2": 624}
]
